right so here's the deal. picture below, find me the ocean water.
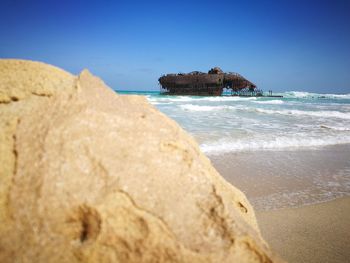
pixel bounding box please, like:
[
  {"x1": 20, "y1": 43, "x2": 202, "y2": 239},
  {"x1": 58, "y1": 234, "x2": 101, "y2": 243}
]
[{"x1": 119, "y1": 90, "x2": 350, "y2": 210}]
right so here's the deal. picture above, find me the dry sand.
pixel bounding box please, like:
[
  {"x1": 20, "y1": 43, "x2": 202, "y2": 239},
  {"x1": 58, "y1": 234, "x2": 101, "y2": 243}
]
[{"x1": 256, "y1": 197, "x2": 350, "y2": 263}]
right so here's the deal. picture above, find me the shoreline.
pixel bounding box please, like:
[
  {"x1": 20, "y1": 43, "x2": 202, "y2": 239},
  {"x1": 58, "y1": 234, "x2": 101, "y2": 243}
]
[
  {"x1": 208, "y1": 144, "x2": 350, "y2": 211},
  {"x1": 207, "y1": 147, "x2": 350, "y2": 262},
  {"x1": 256, "y1": 196, "x2": 350, "y2": 263},
  {"x1": 255, "y1": 194, "x2": 350, "y2": 212}
]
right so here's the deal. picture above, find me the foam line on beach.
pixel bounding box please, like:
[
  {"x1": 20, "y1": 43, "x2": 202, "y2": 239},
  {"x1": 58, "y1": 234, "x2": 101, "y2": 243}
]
[
  {"x1": 200, "y1": 136, "x2": 350, "y2": 155},
  {"x1": 320, "y1": 125, "x2": 350, "y2": 131},
  {"x1": 255, "y1": 108, "x2": 350, "y2": 120}
]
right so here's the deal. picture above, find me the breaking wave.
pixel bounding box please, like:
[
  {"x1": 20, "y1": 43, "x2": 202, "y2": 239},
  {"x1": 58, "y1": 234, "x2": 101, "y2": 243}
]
[
  {"x1": 148, "y1": 95, "x2": 257, "y2": 104},
  {"x1": 201, "y1": 135, "x2": 350, "y2": 155},
  {"x1": 180, "y1": 104, "x2": 237, "y2": 111},
  {"x1": 320, "y1": 125, "x2": 350, "y2": 131},
  {"x1": 284, "y1": 91, "x2": 350, "y2": 99},
  {"x1": 253, "y1": 100, "x2": 284, "y2": 105},
  {"x1": 147, "y1": 96, "x2": 194, "y2": 102},
  {"x1": 255, "y1": 108, "x2": 350, "y2": 120},
  {"x1": 197, "y1": 96, "x2": 257, "y2": 102}
]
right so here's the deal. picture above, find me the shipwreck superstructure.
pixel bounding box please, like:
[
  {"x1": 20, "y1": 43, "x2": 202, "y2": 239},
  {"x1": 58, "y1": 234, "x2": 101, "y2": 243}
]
[{"x1": 159, "y1": 67, "x2": 259, "y2": 96}]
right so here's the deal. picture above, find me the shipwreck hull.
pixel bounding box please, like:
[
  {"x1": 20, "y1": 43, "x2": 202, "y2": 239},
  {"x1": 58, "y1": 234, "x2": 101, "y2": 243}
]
[
  {"x1": 162, "y1": 86, "x2": 223, "y2": 96},
  {"x1": 159, "y1": 67, "x2": 256, "y2": 96}
]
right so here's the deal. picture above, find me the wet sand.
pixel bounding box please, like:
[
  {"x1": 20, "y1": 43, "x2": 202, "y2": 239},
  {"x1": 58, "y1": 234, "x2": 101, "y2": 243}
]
[
  {"x1": 209, "y1": 145, "x2": 350, "y2": 211},
  {"x1": 257, "y1": 197, "x2": 350, "y2": 263},
  {"x1": 208, "y1": 146, "x2": 350, "y2": 262}
]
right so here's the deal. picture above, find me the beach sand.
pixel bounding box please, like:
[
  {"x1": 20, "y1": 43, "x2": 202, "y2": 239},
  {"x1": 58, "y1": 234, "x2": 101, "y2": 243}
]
[
  {"x1": 257, "y1": 197, "x2": 350, "y2": 263},
  {"x1": 208, "y1": 147, "x2": 350, "y2": 262},
  {"x1": 209, "y1": 145, "x2": 350, "y2": 211}
]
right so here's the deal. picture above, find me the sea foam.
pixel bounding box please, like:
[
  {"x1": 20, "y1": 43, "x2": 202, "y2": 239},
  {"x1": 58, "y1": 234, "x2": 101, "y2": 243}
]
[
  {"x1": 180, "y1": 104, "x2": 237, "y2": 111},
  {"x1": 255, "y1": 108, "x2": 350, "y2": 120},
  {"x1": 253, "y1": 100, "x2": 284, "y2": 105},
  {"x1": 284, "y1": 91, "x2": 350, "y2": 99},
  {"x1": 145, "y1": 91, "x2": 350, "y2": 154},
  {"x1": 200, "y1": 135, "x2": 350, "y2": 155}
]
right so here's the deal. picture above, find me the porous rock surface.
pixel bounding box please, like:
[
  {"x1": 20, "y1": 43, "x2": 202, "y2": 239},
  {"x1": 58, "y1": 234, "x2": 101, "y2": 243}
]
[{"x1": 0, "y1": 60, "x2": 282, "y2": 262}]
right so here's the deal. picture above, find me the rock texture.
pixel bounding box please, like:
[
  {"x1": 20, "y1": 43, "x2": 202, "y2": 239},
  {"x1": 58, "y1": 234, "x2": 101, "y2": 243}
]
[{"x1": 0, "y1": 60, "x2": 282, "y2": 262}]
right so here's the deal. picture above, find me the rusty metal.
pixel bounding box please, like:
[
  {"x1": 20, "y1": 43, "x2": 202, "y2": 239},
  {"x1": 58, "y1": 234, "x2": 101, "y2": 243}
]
[{"x1": 158, "y1": 67, "x2": 256, "y2": 96}]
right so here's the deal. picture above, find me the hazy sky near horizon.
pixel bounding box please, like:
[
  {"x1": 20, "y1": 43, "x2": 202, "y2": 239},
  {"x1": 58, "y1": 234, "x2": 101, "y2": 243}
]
[{"x1": 1, "y1": 0, "x2": 350, "y2": 93}]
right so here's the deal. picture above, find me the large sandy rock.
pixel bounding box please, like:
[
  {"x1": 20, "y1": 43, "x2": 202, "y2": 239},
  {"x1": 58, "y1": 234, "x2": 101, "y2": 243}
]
[{"x1": 0, "y1": 60, "x2": 281, "y2": 262}]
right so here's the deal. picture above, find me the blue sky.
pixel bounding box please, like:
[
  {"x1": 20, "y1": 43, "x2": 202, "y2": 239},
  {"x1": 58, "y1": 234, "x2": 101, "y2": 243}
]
[{"x1": 1, "y1": 0, "x2": 350, "y2": 93}]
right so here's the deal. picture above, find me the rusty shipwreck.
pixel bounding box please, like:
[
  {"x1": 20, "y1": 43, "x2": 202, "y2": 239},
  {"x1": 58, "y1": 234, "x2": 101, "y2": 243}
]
[{"x1": 158, "y1": 67, "x2": 260, "y2": 96}]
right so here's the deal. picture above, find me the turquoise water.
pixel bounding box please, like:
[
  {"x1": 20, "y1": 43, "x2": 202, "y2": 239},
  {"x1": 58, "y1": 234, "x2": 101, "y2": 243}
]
[
  {"x1": 119, "y1": 90, "x2": 350, "y2": 155},
  {"x1": 117, "y1": 90, "x2": 350, "y2": 209}
]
